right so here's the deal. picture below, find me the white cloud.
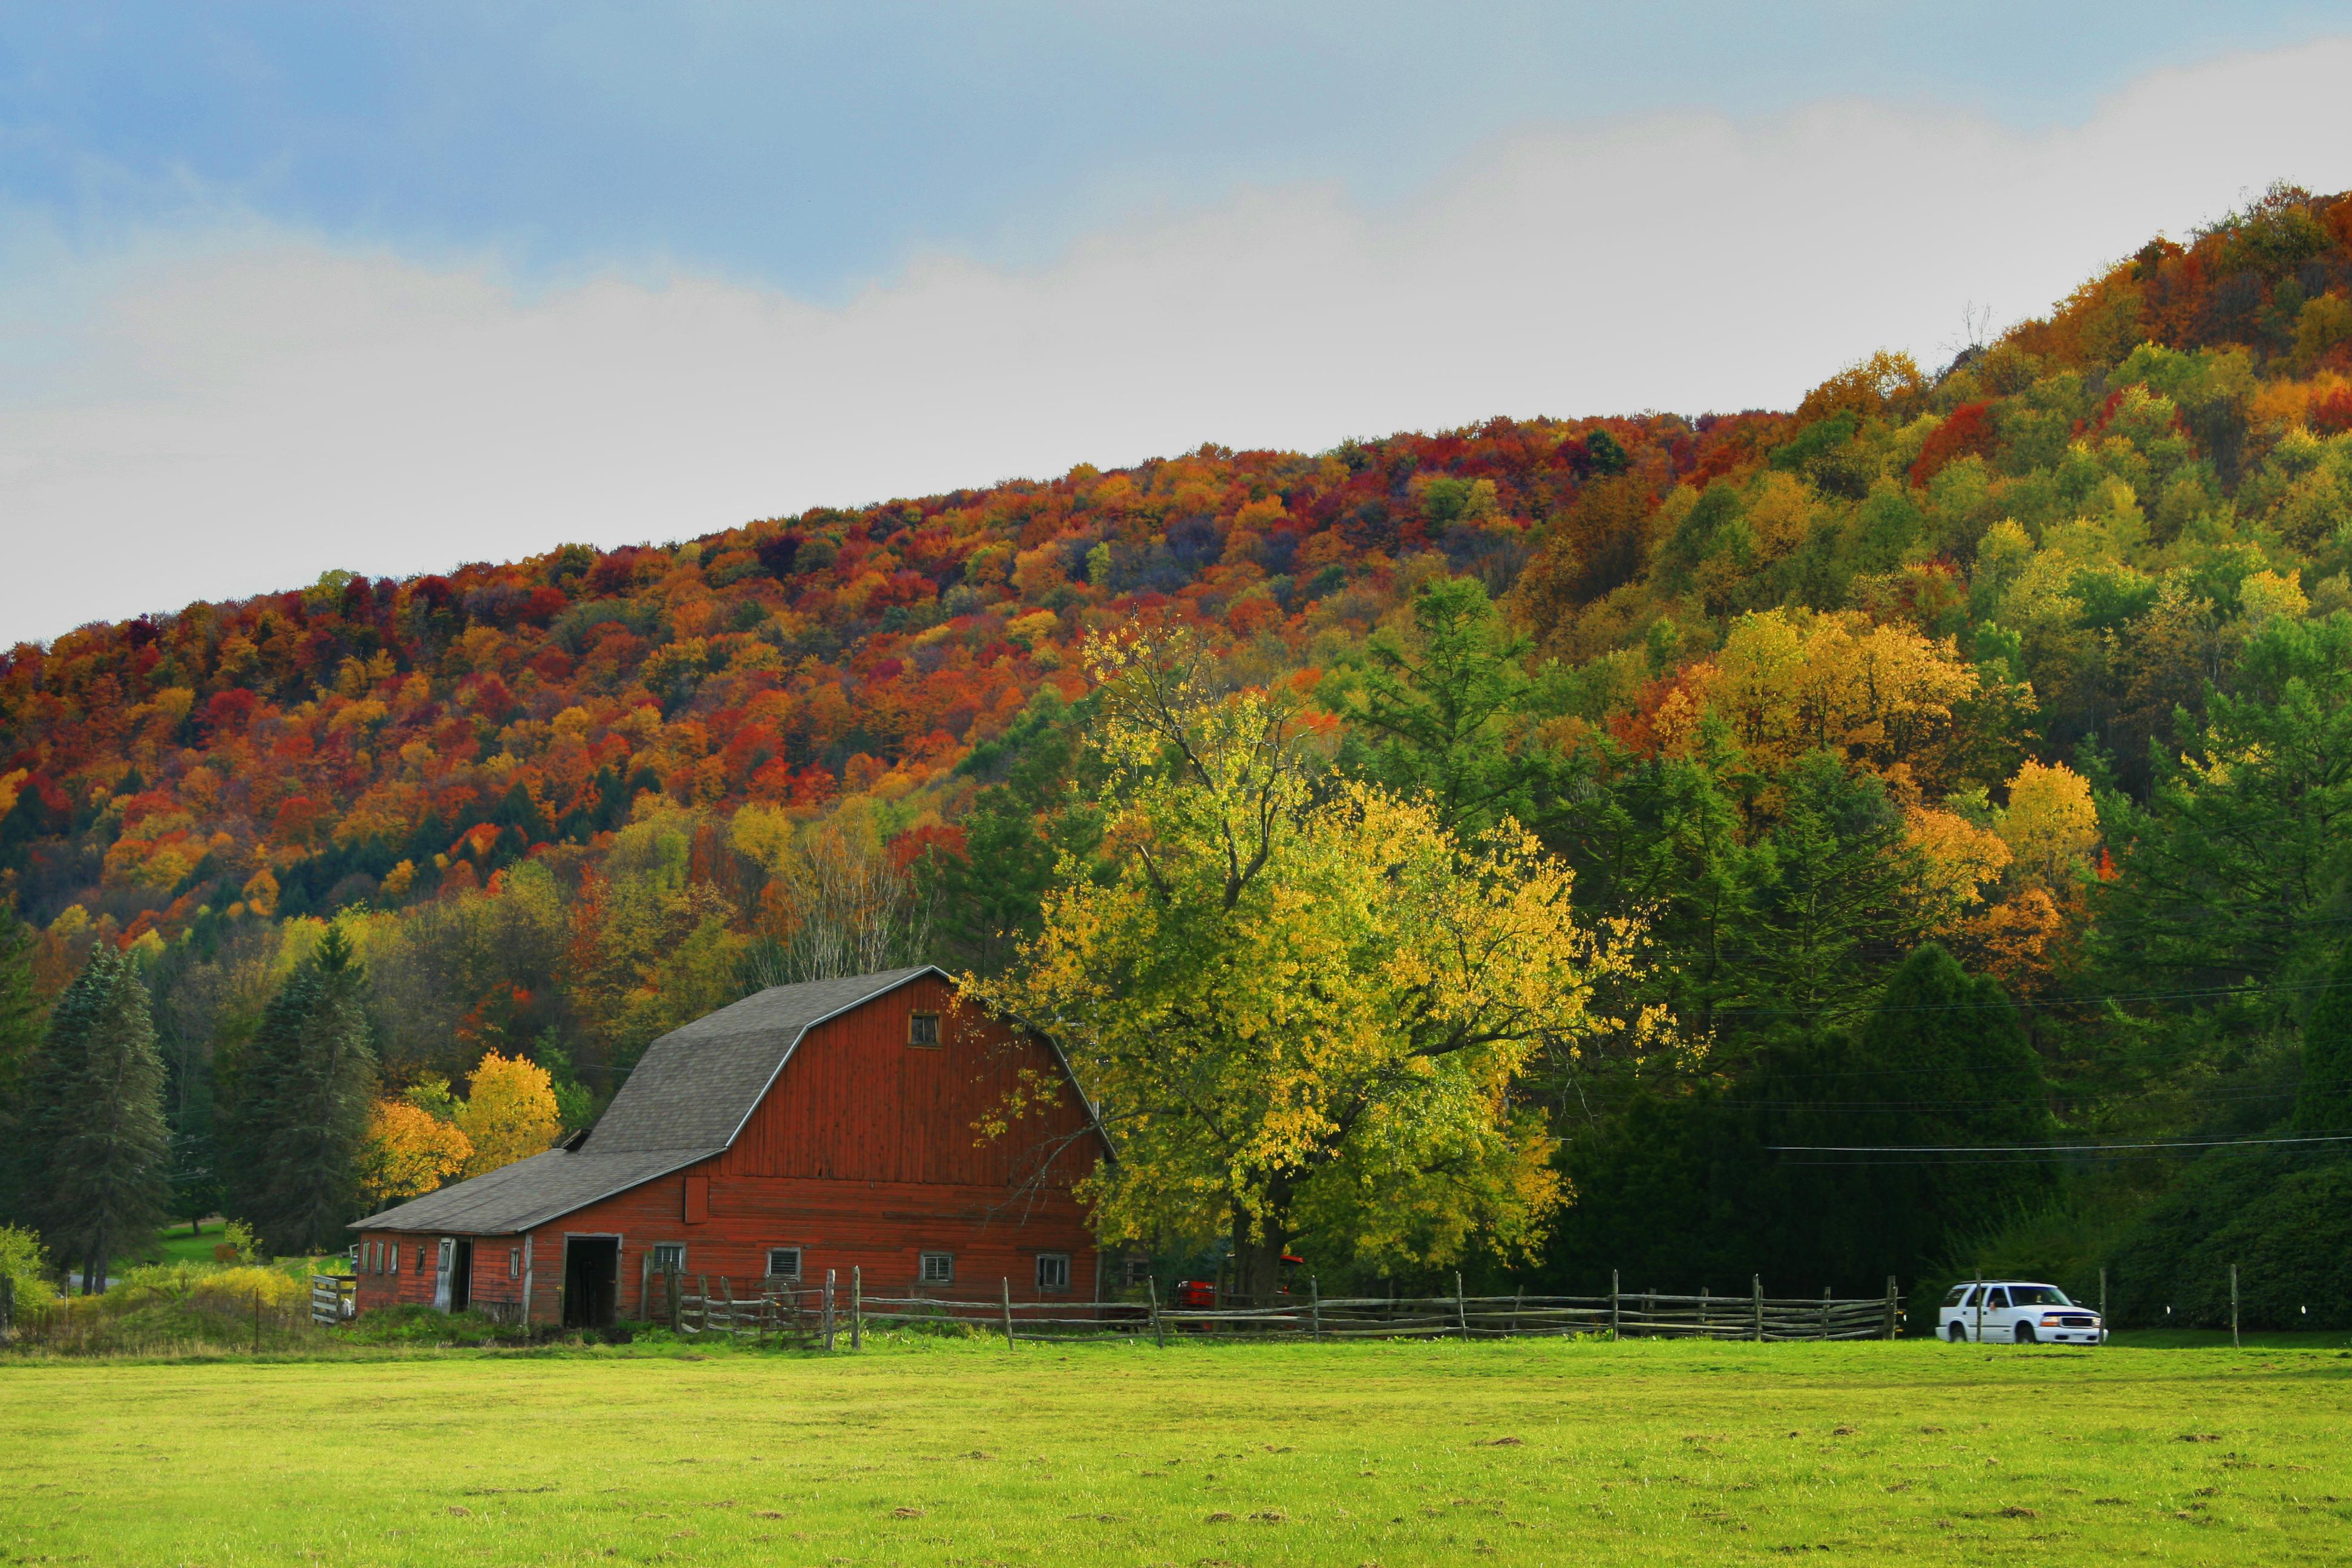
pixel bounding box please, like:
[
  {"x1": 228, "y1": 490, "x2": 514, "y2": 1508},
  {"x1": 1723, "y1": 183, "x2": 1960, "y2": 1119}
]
[{"x1": 4, "y1": 36, "x2": 2351, "y2": 642}]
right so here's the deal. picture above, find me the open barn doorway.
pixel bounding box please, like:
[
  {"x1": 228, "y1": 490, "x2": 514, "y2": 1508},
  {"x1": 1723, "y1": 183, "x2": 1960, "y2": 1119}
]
[
  {"x1": 563, "y1": 1236, "x2": 619, "y2": 1328},
  {"x1": 449, "y1": 1240, "x2": 472, "y2": 1312}
]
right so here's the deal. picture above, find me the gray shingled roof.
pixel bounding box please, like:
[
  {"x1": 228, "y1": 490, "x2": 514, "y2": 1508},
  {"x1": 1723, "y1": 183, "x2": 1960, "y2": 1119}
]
[
  {"x1": 588, "y1": 966, "x2": 939, "y2": 1152},
  {"x1": 350, "y1": 1146, "x2": 714, "y2": 1235},
  {"x1": 354, "y1": 966, "x2": 942, "y2": 1235}
]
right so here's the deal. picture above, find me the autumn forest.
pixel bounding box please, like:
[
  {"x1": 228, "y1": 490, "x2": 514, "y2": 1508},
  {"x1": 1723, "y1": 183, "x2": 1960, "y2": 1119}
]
[{"x1": 7, "y1": 183, "x2": 2352, "y2": 1322}]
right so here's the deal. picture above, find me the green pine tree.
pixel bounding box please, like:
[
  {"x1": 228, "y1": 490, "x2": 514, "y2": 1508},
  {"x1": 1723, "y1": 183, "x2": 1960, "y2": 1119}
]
[
  {"x1": 1793, "y1": 942, "x2": 2052, "y2": 1285},
  {"x1": 220, "y1": 926, "x2": 378, "y2": 1256},
  {"x1": 1751, "y1": 752, "x2": 1932, "y2": 1022},
  {"x1": 0, "y1": 912, "x2": 46, "y2": 1224},
  {"x1": 0, "y1": 912, "x2": 39, "y2": 1101},
  {"x1": 16, "y1": 946, "x2": 169, "y2": 1293},
  {"x1": 2296, "y1": 944, "x2": 2352, "y2": 1134}
]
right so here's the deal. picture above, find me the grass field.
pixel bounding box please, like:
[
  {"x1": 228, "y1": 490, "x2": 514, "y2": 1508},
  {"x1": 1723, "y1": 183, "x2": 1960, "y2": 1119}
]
[{"x1": 5, "y1": 1337, "x2": 2349, "y2": 1566}]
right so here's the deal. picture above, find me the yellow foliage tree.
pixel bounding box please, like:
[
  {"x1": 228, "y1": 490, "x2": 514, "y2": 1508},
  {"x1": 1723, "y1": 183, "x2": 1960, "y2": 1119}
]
[
  {"x1": 969, "y1": 631, "x2": 1661, "y2": 1301},
  {"x1": 1687, "y1": 609, "x2": 1982, "y2": 788},
  {"x1": 454, "y1": 1051, "x2": 562, "y2": 1178},
  {"x1": 355, "y1": 1100, "x2": 472, "y2": 1211},
  {"x1": 1999, "y1": 760, "x2": 2100, "y2": 891},
  {"x1": 1904, "y1": 805, "x2": 2013, "y2": 931}
]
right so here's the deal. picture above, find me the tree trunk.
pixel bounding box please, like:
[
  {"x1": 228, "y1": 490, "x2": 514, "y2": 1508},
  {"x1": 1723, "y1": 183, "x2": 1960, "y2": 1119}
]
[{"x1": 1230, "y1": 1200, "x2": 1292, "y2": 1307}]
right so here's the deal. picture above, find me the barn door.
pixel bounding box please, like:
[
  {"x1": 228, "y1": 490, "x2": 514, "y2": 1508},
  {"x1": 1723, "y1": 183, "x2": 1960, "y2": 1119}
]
[{"x1": 432, "y1": 1238, "x2": 454, "y2": 1313}]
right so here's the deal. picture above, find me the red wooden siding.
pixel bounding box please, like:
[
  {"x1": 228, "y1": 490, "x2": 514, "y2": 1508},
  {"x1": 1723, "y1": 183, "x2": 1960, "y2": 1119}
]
[
  {"x1": 714, "y1": 973, "x2": 1100, "y2": 1187},
  {"x1": 354, "y1": 972, "x2": 1105, "y2": 1324}
]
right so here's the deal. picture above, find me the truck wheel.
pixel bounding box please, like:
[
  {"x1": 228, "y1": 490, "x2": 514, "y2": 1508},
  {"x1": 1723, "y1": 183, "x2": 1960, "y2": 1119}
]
[
  {"x1": 2014, "y1": 1323, "x2": 2036, "y2": 1345},
  {"x1": 1947, "y1": 1322, "x2": 1966, "y2": 1343}
]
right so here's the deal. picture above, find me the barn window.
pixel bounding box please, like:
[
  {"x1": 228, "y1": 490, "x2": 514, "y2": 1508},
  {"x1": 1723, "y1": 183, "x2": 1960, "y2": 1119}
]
[
  {"x1": 766, "y1": 1247, "x2": 802, "y2": 1281},
  {"x1": 388, "y1": 1244, "x2": 400, "y2": 1275},
  {"x1": 920, "y1": 1252, "x2": 954, "y2": 1284},
  {"x1": 1036, "y1": 1253, "x2": 1071, "y2": 1292},
  {"x1": 907, "y1": 1011, "x2": 942, "y2": 1048},
  {"x1": 652, "y1": 1243, "x2": 686, "y2": 1275},
  {"x1": 509, "y1": 1248, "x2": 521, "y2": 1279}
]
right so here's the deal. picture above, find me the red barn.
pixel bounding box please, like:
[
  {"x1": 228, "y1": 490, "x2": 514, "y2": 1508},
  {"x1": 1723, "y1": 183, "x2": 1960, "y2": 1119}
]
[{"x1": 349, "y1": 967, "x2": 1108, "y2": 1327}]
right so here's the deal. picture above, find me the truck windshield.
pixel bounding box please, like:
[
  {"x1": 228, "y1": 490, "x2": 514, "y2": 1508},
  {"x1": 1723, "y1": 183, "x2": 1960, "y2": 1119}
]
[{"x1": 2008, "y1": 1286, "x2": 2072, "y2": 1307}]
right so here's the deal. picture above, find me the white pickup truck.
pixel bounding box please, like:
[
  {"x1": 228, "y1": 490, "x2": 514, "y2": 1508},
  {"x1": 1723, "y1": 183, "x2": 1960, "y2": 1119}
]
[{"x1": 1939, "y1": 1281, "x2": 2106, "y2": 1344}]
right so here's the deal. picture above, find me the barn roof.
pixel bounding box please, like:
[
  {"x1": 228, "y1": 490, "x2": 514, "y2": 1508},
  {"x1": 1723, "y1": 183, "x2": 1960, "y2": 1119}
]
[
  {"x1": 353, "y1": 965, "x2": 942, "y2": 1235},
  {"x1": 348, "y1": 1145, "x2": 715, "y2": 1236},
  {"x1": 587, "y1": 966, "x2": 940, "y2": 1153}
]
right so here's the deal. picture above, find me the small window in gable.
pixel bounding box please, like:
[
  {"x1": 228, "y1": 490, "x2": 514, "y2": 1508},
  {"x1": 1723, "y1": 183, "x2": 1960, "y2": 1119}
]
[
  {"x1": 1036, "y1": 1253, "x2": 1071, "y2": 1293},
  {"x1": 766, "y1": 1247, "x2": 802, "y2": 1281},
  {"x1": 920, "y1": 1251, "x2": 954, "y2": 1284},
  {"x1": 908, "y1": 1011, "x2": 942, "y2": 1048}
]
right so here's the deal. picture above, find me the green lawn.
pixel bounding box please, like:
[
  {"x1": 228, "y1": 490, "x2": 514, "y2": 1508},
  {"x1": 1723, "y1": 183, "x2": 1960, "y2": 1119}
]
[
  {"x1": 114, "y1": 1221, "x2": 234, "y2": 1271},
  {"x1": 4, "y1": 1337, "x2": 2348, "y2": 1566}
]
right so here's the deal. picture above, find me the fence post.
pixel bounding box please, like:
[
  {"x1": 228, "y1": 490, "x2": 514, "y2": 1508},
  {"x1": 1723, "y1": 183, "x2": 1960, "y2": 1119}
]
[
  {"x1": 1751, "y1": 1275, "x2": 1762, "y2": 1342},
  {"x1": 2230, "y1": 1263, "x2": 2240, "y2": 1348},
  {"x1": 1610, "y1": 1269, "x2": 1621, "y2": 1341},
  {"x1": 1884, "y1": 1276, "x2": 1897, "y2": 1341},
  {"x1": 722, "y1": 1276, "x2": 737, "y2": 1339},
  {"x1": 1000, "y1": 1278, "x2": 1016, "y2": 1349},
  {"x1": 1308, "y1": 1275, "x2": 1322, "y2": 1342},
  {"x1": 851, "y1": 1266, "x2": 863, "y2": 1351},
  {"x1": 822, "y1": 1269, "x2": 837, "y2": 1351},
  {"x1": 1, "y1": 1275, "x2": 12, "y2": 1339},
  {"x1": 2099, "y1": 1266, "x2": 2107, "y2": 1322},
  {"x1": 1699, "y1": 1285, "x2": 1709, "y2": 1339},
  {"x1": 1972, "y1": 1267, "x2": 1984, "y2": 1344},
  {"x1": 1820, "y1": 1285, "x2": 1831, "y2": 1341},
  {"x1": 698, "y1": 1274, "x2": 711, "y2": 1334},
  {"x1": 666, "y1": 1269, "x2": 681, "y2": 1329},
  {"x1": 1511, "y1": 1285, "x2": 1523, "y2": 1338},
  {"x1": 1455, "y1": 1272, "x2": 1470, "y2": 1341},
  {"x1": 1147, "y1": 1276, "x2": 1166, "y2": 1348}
]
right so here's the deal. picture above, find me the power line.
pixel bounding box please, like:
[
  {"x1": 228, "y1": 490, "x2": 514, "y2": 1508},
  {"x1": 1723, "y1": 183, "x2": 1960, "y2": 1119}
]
[
  {"x1": 1697, "y1": 976, "x2": 2351, "y2": 1022},
  {"x1": 1769, "y1": 1133, "x2": 2352, "y2": 1155}
]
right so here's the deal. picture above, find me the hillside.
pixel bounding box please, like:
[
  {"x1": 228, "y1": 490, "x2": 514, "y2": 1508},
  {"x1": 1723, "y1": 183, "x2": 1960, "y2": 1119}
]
[{"x1": 7, "y1": 183, "x2": 2352, "y2": 1305}]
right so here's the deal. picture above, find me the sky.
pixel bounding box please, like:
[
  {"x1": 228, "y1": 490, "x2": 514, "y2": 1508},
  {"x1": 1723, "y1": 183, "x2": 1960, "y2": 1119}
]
[{"x1": 5, "y1": 2, "x2": 2352, "y2": 641}]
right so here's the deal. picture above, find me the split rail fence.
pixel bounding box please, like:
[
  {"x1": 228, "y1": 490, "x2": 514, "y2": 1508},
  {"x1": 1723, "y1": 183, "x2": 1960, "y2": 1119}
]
[{"x1": 647, "y1": 1267, "x2": 1904, "y2": 1348}]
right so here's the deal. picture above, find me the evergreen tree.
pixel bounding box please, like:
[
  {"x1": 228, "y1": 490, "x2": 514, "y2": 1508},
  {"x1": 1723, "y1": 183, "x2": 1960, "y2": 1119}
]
[
  {"x1": 1546, "y1": 946, "x2": 2050, "y2": 1296},
  {"x1": 15, "y1": 946, "x2": 169, "y2": 1293},
  {"x1": 0, "y1": 912, "x2": 45, "y2": 1223},
  {"x1": 0, "y1": 912, "x2": 39, "y2": 1100},
  {"x1": 220, "y1": 926, "x2": 378, "y2": 1255},
  {"x1": 1782, "y1": 942, "x2": 2052, "y2": 1283},
  {"x1": 2296, "y1": 943, "x2": 2352, "y2": 1134},
  {"x1": 1324, "y1": 576, "x2": 1550, "y2": 836},
  {"x1": 1750, "y1": 753, "x2": 1932, "y2": 1022}
]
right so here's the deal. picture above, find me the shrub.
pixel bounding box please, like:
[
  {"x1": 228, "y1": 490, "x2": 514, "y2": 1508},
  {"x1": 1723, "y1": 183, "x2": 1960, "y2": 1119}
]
[
  {"x1": 190, "y1": 1266, "x2": 306, "y2": 1317},
  {"x1": 0, "y1": 1226, "x2": 60, "y2": 1334},
  {"x1": 2106, "y1": 1153, "x2": 2352, "y2": 1329}
]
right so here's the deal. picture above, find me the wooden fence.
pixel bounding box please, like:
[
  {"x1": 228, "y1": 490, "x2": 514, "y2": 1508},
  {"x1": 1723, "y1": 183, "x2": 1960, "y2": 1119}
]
[
  {"x1": 310, "y1": 1274, "x2": 354, "y2": 1327},
  {"x1": 648, "y1": 1267, "x2": 1903, "y2": 1347}
]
